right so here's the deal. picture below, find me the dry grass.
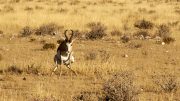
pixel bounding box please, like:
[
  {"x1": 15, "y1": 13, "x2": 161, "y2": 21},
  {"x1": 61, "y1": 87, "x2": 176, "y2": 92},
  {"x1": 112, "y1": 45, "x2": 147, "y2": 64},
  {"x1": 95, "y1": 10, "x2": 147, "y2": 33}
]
[{"x1": 0, "y1": 0, "x2": 180, "y2": 101}]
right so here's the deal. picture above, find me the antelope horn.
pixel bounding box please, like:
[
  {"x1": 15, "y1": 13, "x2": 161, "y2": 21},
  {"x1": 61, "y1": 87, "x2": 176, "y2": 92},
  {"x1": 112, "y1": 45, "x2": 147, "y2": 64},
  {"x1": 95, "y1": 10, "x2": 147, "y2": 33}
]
[
  {"x1": 64, "y1": 30, "x2": 68, "y2": 40},
  {"x1": 69, "y1": 30, "x2": 74, "y2": 42}
]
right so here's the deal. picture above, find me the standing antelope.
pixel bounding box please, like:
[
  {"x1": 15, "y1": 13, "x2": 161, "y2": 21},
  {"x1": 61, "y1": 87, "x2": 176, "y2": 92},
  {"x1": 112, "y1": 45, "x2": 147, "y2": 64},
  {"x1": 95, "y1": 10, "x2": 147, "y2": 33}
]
[{"x1": 52, "y1": 30, "x2": 76, "y2": 76}]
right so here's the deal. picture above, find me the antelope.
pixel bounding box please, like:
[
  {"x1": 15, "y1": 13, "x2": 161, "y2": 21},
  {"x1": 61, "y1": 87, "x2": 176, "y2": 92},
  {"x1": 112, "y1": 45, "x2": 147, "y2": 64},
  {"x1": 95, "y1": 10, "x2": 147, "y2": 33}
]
[{"x1": 52, "y1": 30, "x2": 77, "y2": 76}]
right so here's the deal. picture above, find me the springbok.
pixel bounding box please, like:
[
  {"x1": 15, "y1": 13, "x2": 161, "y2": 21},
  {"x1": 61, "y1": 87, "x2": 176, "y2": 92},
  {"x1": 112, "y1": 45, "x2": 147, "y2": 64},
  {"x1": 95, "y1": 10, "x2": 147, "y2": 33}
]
[{"x1": 52, "y1": 30, "x2": 77, "y2": 76}]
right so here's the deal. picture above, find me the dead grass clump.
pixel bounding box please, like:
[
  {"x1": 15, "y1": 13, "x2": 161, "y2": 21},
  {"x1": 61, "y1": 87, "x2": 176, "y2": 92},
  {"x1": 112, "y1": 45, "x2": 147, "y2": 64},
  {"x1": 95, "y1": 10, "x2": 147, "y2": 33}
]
[
  {"x1": 127, "y1": 42, "x2": 142, "y2": 49},
  {"x1": 101, "y1": 0, "x2": 113, "y2": 4},
  {"x1": 111, "y1": 30, "x2": 122, "y2": 36},
  {"x1": 24, "y1": 7, "x2": 33, "y2": 11},
  {"x1": 0, "y1": 69, "x2": 3, "y2": 74},
  {"x1": 156, "y1": 24, "x2": 175, "y2": 44},
  {"x1": 35, "y1": 6, "x2": 43, "y2": 10},
  {"x1": 35, "y1": 23, "x2": 63, "y2": 36},
  {"x1": 9, "y1": 0, "x2": 20, "y2": 3},
  {"x1": 156, "y1": 24, "x2": 171, "y2": 38},
  {"x1": 175, "y1": 9, "x2": 180, "y2": 14},
  {"x1": 72, "y1": 30, "x2": 85, "y2": 39},
  {"x1": 134, "y1": 19, "x2": 153, "y2": 29},
  {"x1": 153, "y1": 75, "x2": 178, "y2": 93},
  {"x1": 20, "y1": 26, "x2": 34, "y2": 37},
  {"x1": 99, "y1": 50, "x2": 110, "y2": 62},
  {"x1": 26, "y1": 64, "x2": 41, "y2": 75},
  {"x1": 85, "y1": 52, "x2": 97, "y2": 60},
  {"x1": 3, "y1": 5, "x2": 14, "y2": 12},
  {"x1": 56, "y1": 8, "x2": 68, "y2": 13},
  {"x1": 121, "y1": 35, "x2": 130, "y2": 43},
  {"x1": 0, "y1": 30, "x2": 3, "y2": 35},
  {"x1": 5, "y1": 65, "x2": 23, "y2": 75},
  {"x1": 73, "y1": 91, "x2": 100, "y2": 101},
  {"x1": 40, "y1": 40, "x2": 46, "y2": 44},
  {"x1": 163, "y1": 37, "x2": 175, "y2": 44},
  {"x1": 29, "y1": 38, "x2": 36, "y2": 42},
  {"x1": 70, "y1": 0, "x2": 80, "y2": 5},
  {"x1": 42, "y1": 43, "x2": 56, "y2": 50},
  {"x1": 0, "y1": 54, "x2": 2, "y2": 61},
  {"x1": 133, "y1": 30, "x2": 150, "y2": 39},
  {"x1": 86, "y1": 22, "x2": 107, "y2": 40},
  {"x1": 103, "y1": 71, "x2": 139, "y2": 101},
  {"x1": 32, "y1": 96, "x2": 58, "y2": 101}
]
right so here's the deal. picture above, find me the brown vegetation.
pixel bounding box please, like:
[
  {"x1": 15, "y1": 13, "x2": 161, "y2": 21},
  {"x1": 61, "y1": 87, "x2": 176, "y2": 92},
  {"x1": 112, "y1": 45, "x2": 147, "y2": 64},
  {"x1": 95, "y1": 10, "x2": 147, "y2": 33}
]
[
  {"x1": 42, "y1": 43, "x2": 56, "y2": 50},
  {"x1": 0, "y1": 0, "x2": 179, "y2": 100}
]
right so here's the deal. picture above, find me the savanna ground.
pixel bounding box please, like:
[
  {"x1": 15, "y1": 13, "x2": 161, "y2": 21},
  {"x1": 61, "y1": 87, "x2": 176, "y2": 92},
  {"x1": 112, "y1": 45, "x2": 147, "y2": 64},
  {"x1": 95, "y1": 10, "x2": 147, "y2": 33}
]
[{"x1": 0, "y1": 0, "x2": 180, "y2": 101}]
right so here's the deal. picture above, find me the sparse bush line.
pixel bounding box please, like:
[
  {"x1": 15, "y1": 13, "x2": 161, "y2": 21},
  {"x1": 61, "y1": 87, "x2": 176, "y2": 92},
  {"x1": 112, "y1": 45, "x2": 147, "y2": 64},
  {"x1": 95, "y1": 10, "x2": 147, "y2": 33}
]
[{"x1": 1, "y1": 64, "x2": 44, "y2": 75}]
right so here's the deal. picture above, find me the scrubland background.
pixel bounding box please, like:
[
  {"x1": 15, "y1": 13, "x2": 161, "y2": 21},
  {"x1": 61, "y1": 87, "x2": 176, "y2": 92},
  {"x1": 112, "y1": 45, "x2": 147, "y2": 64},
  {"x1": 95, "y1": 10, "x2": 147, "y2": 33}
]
[{"x1": 0, "y1": 0, "x2": 180, "y2": 101}]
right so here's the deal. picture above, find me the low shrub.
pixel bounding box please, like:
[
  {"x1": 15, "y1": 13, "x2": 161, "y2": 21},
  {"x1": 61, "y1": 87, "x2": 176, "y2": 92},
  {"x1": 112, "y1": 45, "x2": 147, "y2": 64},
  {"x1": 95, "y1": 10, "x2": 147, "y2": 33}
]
[
  {"x1": 121, "y1": 35, "x2": 130, "y2": 43},
  {"x1": 20, "y1": 26, "x2": 34, "y2": 37},
  {"x1": 5, "y1": 65, "x2": 23, "y2": 75},
  {"x1": 127, "y1": 42, "x2": 142, "y2": 49},
  {"x1": 29, "y1": 38, "x2": 36, "y2": 42},
  {"x1": 3, "y1": 5, "x2": 14, "y2": 12},
  {"x1": 103, "y1": 71, "x2": 139, "y2": 101},
  {"x1": 156, "y1": 24, "x2": 171, "y2": 38},
  {"x1": 0, "y1": 30, "x2": 3, "y2": 35},
  {"x1": 0, "y1": 54, "x2": 2, "y2": 61},
  {"x1": 42, "y1": 43, "x2": 56, "y2": 50},
  {"x1": 153, "y1": 74, "x2": 177, "y2": 93},
  {"x1": 86, "y1": 22, "x2": 107, "y2": 40},
  {"x1": 134, "y1": 19, "x2": 153, "y2": 29},
  {"x1": 111, "y1": 30, "x2": 122, "y2": 36},
  {"x1": 163, "y1": 37, "x2": 175, "y2": 44},
  {"x1": 73, "y1": 91, "x2": 100, "y2": 101},
  {"x1": 35, "y1": 23, "x2": 63, "y2": 36}
]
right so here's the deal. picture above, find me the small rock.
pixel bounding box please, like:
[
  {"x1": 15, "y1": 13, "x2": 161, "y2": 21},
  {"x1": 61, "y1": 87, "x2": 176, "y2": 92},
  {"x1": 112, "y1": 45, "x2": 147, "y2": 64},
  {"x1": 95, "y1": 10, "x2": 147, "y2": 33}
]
[
  {"x1": 122, "y1": 54, "x2": 128, "y2": 58},
  {"x1": 162, "y1": 42, "x2": 165, "y2": 45},
  {"x1": 23, "y1": 77, "x2": 26, "y2": 80}
]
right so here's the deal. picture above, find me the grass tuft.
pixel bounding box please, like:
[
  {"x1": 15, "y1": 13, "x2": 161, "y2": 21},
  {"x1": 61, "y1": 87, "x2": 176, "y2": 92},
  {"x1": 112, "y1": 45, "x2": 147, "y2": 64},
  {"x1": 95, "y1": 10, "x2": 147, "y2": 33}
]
[
  {"x1": 26, "y1": 64, "x2": 41, "y2": 75},
  {"x1": 5, "y1": 65, "x2": 23, "y2": 75}
]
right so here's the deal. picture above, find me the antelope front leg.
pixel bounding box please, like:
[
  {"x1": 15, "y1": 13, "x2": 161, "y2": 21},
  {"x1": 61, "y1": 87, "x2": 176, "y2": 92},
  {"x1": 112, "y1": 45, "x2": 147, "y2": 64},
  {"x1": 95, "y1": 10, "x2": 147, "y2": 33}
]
[
  {"x1": 51, "y1": 61, "x2": 58, "y2": 75},
  {"x1": 66, "y1": 65, "x2": 77, "y2": 76}
]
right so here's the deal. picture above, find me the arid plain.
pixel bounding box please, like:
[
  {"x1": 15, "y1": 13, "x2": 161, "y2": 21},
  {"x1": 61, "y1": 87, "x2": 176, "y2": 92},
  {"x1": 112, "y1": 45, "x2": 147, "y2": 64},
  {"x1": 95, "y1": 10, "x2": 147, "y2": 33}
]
[{"x1": 0, "y1": 0, "x2": 180, "y2": 101}]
